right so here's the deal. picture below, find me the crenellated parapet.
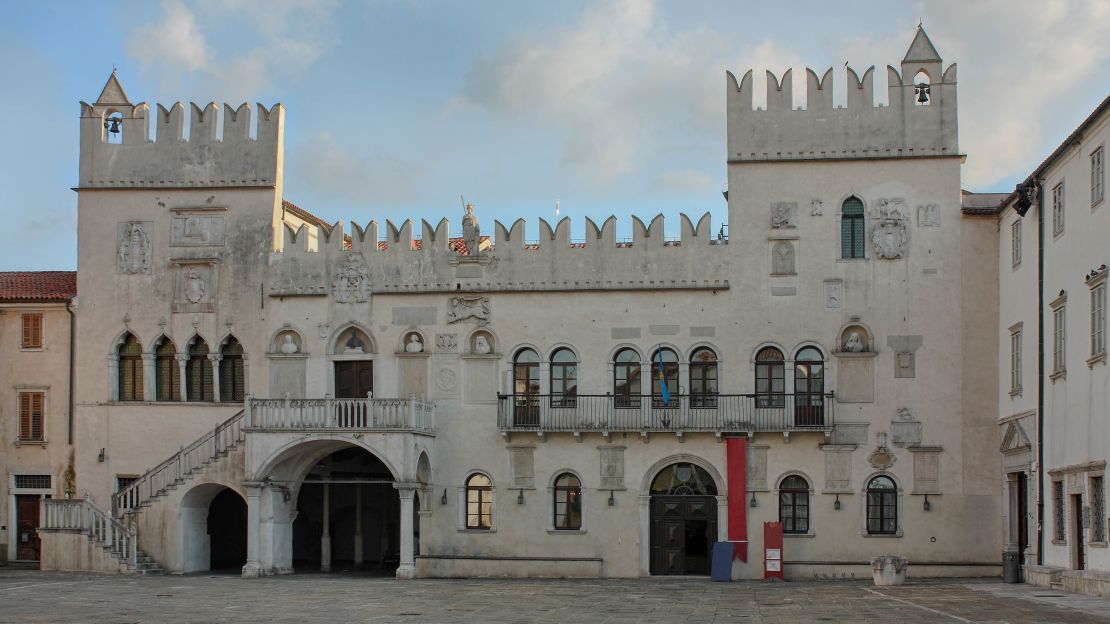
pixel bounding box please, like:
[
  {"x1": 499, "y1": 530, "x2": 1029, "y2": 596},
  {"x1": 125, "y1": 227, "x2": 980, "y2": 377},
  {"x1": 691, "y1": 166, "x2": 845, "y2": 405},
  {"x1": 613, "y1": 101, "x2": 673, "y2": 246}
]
[
  {"x1": 78, "y1": 72, "x2": 283, "y2": 189},
  {"x1": 269, "y1": 212, "x2": 729, "y2": 297},
  {"x1": 726, "y1": 26, "x2": 957, "y2": 162}
]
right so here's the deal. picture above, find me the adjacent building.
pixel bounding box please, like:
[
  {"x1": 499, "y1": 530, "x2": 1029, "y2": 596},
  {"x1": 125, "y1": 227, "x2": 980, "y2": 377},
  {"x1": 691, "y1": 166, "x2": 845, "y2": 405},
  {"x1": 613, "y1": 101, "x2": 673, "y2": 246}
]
[
  {"x1": 998, "y1": 95, "x2": 1110, "y2": 593},
  {"x1": 0, "y1": 271, "x2": 76, "y2": 564}
]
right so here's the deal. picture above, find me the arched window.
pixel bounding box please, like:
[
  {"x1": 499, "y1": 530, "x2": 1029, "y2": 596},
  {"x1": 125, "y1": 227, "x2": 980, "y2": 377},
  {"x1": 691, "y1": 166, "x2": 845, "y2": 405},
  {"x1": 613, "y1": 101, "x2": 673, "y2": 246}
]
[
  {"x1": 651, "y1": 348, "x2": 679, "y2": 408},
  {"x1": 613, "y1": 348, "x2": 641, "y2": 408},
  {"x1": 118, "y1": 333, "x2": 143, "y2": 402},
  {"x1": 219, "y1": 337, "x2": 245, "y2": 402},
  {"x1": 690, "y1": 348, "x2": 718, "y2": 408},
  {"x1": 866, "y1": 476, "x2": 898, "y2": 535},
  {"x1": 512, "y1": 348, "x2": 540, "y2": 426},
  {"x1": 550, "y1": 348, "x2": 578, "y2": 408},
  {"x1": 755, "y1": 347, "x2": 785, "y2": 408},
  {"x1": 794, "y1": 347, "x2": 825, "y2": 427},
  {"x1": 553, "y1": 473, "x2": 582, "y2": 530},
  {"x1": 779, "y1": 475, "x2": 810, "y2": 534},
  {"x1": 186, "y1": 338, "x2": 214, "y2": 402},
  {"x1": 841, "y1": 197, "x2": 865, "y2": 259},
  {"x1": 650, "y1": 463, "x2": 718, "y2": 496},
  {"x1": 465, "y1": 473, "x2": 493, "y2": 530},
  {"x1": 154, "y1": 337, "x2": 180, "y2": 402}
]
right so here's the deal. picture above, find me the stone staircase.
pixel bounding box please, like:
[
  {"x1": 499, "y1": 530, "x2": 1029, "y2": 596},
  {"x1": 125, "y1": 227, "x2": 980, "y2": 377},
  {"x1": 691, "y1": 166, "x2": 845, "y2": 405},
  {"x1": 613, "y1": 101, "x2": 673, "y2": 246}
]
[
  {"x1": 40, "y1": 496, "x2": 164, "y2": 575},
  {"x1": 114, "y1": 409, "x2": 246, "y2": 514}
]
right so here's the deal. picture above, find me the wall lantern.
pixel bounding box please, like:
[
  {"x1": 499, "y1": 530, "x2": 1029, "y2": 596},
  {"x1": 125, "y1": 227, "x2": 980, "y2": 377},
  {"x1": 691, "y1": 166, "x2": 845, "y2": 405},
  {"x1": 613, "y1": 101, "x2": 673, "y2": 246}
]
[
  {"x1": 440, "y1": 489, "x2": 448, "y2": 506},
  {"x1": 834, "y1": 494, "x2": 841, "y2": 511}
]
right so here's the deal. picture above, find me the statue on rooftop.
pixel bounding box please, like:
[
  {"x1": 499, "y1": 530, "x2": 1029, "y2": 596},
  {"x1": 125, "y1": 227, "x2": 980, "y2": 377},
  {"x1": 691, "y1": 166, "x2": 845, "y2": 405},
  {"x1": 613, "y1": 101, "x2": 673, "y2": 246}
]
[{"x1": 461, "y1": 201, "x2": 481, "y2": 256}]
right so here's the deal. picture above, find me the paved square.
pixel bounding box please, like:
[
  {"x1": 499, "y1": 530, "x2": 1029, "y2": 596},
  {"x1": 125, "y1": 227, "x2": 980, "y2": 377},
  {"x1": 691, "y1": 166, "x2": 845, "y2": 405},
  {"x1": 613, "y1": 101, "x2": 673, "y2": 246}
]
[{"x1": 2, "y1": 571, "x2": 1110, "y2": 623}]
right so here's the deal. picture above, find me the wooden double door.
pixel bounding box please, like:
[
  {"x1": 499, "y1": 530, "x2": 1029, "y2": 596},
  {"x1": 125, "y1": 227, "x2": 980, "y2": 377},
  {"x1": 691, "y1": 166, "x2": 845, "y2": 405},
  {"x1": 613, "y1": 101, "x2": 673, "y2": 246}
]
[
  {"x1": 650, "y1": 495, "x2": 717, "y2": 575},
  {"x1": 335, "y1": 361, "x2": 374, "y2": 398}
]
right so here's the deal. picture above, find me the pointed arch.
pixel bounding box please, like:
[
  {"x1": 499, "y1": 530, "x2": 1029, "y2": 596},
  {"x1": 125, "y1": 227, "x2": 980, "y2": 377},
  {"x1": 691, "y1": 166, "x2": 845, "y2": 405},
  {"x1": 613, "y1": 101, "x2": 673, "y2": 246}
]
[
  {"x1": 219, "y1": 335, "x2": 246, "y2": 402},
  {"x1": 153, "y1": 335, "x2": 181, "y2": 402},
  {"x1": 186, "y1": 335, "x2": 214, "y2": 402},
  {"x1": 117, "y1": 332, "x2": 144, "y2": 402}
]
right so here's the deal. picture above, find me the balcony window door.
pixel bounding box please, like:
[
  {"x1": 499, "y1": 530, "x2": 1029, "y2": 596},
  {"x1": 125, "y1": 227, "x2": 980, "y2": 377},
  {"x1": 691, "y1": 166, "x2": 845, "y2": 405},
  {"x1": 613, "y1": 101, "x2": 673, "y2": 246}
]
[
  {"x1": 335, "y1": 361, "x2": 373, "y2": 398},
  {"x1": 794, "y1": 347, "x2": 825, "y2": 427},
  {"x1": 755, "y1": 347, "x2": 785, "y2": 408},
  {"x1": 613, "y1": 348, "x2": 641, "y2": 408},
  {"x1": 651, "y1": 348, "x2": 679, "y2": 408},
  {"x1": 513, "y1": 348, "x2": 540, "y2": 426},
  {"x1": 689, "y1": 348, "x2": 718, "y2": 408}
]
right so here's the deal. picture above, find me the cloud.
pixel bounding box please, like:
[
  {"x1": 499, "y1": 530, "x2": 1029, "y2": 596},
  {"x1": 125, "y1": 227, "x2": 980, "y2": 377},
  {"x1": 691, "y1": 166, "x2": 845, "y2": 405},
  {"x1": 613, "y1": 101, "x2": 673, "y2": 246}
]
[
  {"x1": 288, "y1": 132, "x2": 424, "y2": 207},
  {"x1": 657, "y1": 169, "x2": 715, "y2": 191},
  {"x1": 125, "y1": 0, "x2": 336, "y2": 102},
  {"x1": 459, "y1": 0, "x2": 808, "y2": 187},
  {"x1": 126, "y1": 0, "x2": 209, "y2": 72}
]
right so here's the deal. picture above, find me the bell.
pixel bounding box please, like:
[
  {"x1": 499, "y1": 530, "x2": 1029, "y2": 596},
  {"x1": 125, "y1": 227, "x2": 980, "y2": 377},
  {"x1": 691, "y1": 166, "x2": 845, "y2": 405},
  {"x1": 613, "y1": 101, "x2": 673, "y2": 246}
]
[
  {"x1": 104, "y1": 116, "x2": 122, "y2": 135},
  {"x1": 915, "y1": 83, "x2": 930, "y2": 104}
]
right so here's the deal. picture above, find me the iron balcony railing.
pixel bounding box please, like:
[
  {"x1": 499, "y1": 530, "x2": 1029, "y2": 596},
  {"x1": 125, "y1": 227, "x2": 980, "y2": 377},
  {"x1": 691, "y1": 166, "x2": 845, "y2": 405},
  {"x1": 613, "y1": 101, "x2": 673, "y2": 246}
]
[
  {"x1": 246, "y1": 395, "x2": 436, "y2": 433},
  {"x1": 496, "y1": 393, "x2": 834, "y2": 433}
]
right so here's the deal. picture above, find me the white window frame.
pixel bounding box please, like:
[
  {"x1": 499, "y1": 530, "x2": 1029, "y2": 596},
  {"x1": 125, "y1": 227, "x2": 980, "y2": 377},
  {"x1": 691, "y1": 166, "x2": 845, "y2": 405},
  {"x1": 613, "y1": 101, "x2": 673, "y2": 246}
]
[
  {"x1": 1093, "y1": 145, "x2": 1105, "y2": 208},
  {"x1": 457, "y1": 470, "x2": 497, "y2": 533},
  {"x1": 1052, "y1": 181, "x2": 1065, "y2": 237},
  {"x1": 1051, "y1": 295, "x2": 1067, "y2": 379},
  {"x1": 1092, "y1": 280, "x2": 1106, "y2": 363},
  {"x1": 1011, "y1": 219, "x2": 1022, "y2": 267},
  {"x1": 1010, "y1": 326, "x2": 1023, "y2": 395}
]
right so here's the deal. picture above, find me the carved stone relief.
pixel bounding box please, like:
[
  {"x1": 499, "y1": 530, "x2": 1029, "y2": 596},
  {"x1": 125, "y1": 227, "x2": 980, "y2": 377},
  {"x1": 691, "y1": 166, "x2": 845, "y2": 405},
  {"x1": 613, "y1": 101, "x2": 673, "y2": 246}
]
[
  {"x1": 403, "y1": 333, "x2": 425, "y2": 353},
  {"x1": 172, "y1": 262, "x2": 216, "y2": 313},
  {"x1": 434, "y1": 367, "x2": 458, "y2": 392},
  {"x1": 332, "y1": 253, "x2": 371, "y2": 303},
  {"x1": 447, "y1": 296, "x2": 490, "y2": 324},
  {"x1": 887, "y1": 335, "x2": 923, "y2": 379},
  {"x1": 747, "y1": 445, "x2": 769, "y2": 491},
  {"x1": 824, "y1": 279, "x2": 842, "y2": 309},
  {"x1": 771, "y1": 241, "x2": 796, "y2": 275},
  {"x1": 871, "y1": 198, "x2": 910, "y2": 259},
  {"x1": 917, "y1": 204, "x2": 940, "y2": 227},
  {"x1": 823, "y1": 445, "x2": 854, "y2": 491},
  {"x1": 599, "y1": 446, "x2": 626, "y2": 490},
  {"x1": 117, "y1": 221, "x2": 152, "y2": 274},
  {"x1": 868, "y1": 432, "x2": 896, "y2": 469},
  {"x1": 891, "y1": 408, "x2": 922, "y2": 448},
  {"x1": 435, "y1": 333, "x2": 458, "y2": 353},
  {"x1": 472, "y1": 332, "x2": 493, "y2": 354},
  {"x1": 810, "y1": 199, "x2": 823, "y2": 216},
  {"x1": 771, "y1": 202, "x2": 798, "y2": 228},
  {"x1": 171, "y1": 215, "x2": 226, "y2": 246},
  {"x1": 509, "y1": 446, "x2": 535, "y2": 489}
]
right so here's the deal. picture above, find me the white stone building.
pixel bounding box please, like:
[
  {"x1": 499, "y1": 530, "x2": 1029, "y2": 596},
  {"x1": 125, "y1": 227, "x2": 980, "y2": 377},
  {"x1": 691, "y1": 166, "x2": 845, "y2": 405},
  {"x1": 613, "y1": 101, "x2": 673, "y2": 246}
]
[
  {"x1": 37, "y1": 29, "x2": 1004, "y2": 580},
  {"x1": 997, "y1": 95, "x2": 1110, "y2": 593}
]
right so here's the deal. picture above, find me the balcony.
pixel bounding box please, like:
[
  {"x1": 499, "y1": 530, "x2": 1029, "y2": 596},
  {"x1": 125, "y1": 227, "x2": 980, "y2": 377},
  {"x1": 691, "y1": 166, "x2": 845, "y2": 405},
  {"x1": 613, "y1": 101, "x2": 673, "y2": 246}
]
[
  {"x1": 246, "y1": 397, "x2": 436, "y2": 434},
  {"x1": 496, "y1": 393, "x2": 834, "y2": 438}
]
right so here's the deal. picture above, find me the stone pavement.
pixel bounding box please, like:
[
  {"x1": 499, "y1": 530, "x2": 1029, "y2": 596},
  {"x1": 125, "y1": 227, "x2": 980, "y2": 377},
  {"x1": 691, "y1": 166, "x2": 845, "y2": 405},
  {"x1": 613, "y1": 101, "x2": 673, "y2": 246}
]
[{"x1": 1, "y1": 571, "x2": 1109, "y2": 623}]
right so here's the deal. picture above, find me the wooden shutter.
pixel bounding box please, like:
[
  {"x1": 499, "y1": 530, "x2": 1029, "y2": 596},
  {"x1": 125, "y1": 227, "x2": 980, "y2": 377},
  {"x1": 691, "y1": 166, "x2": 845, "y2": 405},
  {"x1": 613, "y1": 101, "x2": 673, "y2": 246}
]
[
  {"x1": 19, "y1": 392, "x2": 44, "y2": 442},
  {"x1": 22, "y1": 314, "x2": 42, "y2": 349}
]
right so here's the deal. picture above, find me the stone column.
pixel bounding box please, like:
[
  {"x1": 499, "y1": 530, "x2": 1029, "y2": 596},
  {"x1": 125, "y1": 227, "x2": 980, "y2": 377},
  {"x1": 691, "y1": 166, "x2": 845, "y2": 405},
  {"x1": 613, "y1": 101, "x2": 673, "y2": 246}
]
[
  {"x1": 638, "y1": 494, "x2": 652, "y2": 575},
  {"x1": 242, "y1": 484, "x2": 263, "y2": 578},
  {"x1": 209, "y1": 354, "x2": 223, "y2": 403},
  {"x1": 394, "y1": 483, "x2": 419, "y2": 579},
  {"x1": 175, "y1": 354, "x2": 188, "y2": 401},
  {"x1": 107, "y1": 354, "x2": 119, "y2": 401},
  {"x1": 141, "y1": 353, "x2": 155, "y2": 402},
  {"x1": 321, "y1": 483, "x2": 331, "y2": 572},
  {"x1": 353, "y1": 484, "x2": 363, "y2": 569}
]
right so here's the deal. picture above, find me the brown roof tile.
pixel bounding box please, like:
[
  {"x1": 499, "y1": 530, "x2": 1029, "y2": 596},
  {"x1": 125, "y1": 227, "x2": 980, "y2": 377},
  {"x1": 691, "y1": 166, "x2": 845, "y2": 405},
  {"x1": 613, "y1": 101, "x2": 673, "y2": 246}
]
[{"x1": 0, "y1": 271, "x2": 77, "y2": 302}]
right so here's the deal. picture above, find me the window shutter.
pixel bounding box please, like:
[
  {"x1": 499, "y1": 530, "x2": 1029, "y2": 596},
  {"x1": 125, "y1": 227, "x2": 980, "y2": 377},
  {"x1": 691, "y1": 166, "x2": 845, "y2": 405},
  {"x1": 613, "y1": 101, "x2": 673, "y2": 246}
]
[
  {"x1": 19, "y1": 392, "x2": 43, "y2": 441},
  {"x1": 22, "y1": 314, "x2": 42, "y2": 349},
  {"x1": 840, "y1": 215, "x2": 852, "y2": 258}
]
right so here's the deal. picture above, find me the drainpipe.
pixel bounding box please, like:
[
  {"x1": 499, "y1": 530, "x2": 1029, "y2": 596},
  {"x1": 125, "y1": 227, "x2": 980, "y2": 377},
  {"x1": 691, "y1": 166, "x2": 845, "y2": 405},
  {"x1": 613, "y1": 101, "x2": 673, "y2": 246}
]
[
  {"x1": 1035, "y1": 179, "x2": 1045, "y2": 567},
  {"x1": 67, "y1": 298, "x2": 77, "y2": 445}
]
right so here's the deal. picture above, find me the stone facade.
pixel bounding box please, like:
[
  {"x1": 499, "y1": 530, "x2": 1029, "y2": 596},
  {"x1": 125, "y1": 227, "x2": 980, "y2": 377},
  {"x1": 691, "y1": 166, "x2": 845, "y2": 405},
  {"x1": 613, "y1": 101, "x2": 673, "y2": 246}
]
[{"x1": 30, "y1": 30, "x2": 1008, "y2": 580}]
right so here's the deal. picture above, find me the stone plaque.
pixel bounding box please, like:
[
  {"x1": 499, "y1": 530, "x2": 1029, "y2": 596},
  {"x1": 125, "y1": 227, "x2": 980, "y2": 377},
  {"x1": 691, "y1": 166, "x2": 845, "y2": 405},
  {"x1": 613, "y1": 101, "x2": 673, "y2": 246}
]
[
  {"x1": 435, "y1": 334, "x2": 458, "y2": 353},
  {"x1": 771, "y1": 241, "x2": 796, "y2": 275},
  {"x1": 463, "y1": 357, "x2": 499, "y2": 405},
  {"x1": 912, "y1": 450, "x2": 940, "y2": 493},
  {"x1": 771, "y1": 202, "x2": 798, "y2": 228},
  {"x1": 690, "y1": 326, "x2": 716, "y2": 337},
  {"x1": 836, "y1": 357, "x2": 874, "y2": 402},
  {"x1": 509, "y1": 446, "x2": 535, "y2": 489},
  {"x1": 599, "y1": 446, "x2": 626, "y2": 490},
  {"x1": 823, "y1": 446, "x2": 853, "y2": 491},
  {"x1": 269, "y1": 358, "x2": 306, "y2": 398},
  {"x1": 649, "y1": 325, "x2": 680, "y2": 336},
  {"x1": 747, "y1": 445, "x2": 769, "y2": 491},
  {"x1": 398, "y1": 356, "x2": 429, "y2": 400},
  {"x1": 611, "y1": 327, "x2": 641, "y2": 339},
  {"x1": 172, "y1": 262, "x2": 217, "y2": 313},
  {"x1": 771, "y1": 286, "x2": 796, "y2": 297},
  {"x1": 171, "y1": 215, "x2": 226, "y2": 246},
  {"x1": 824, "y1": 279, "x2": 842, "y2": 309},
  {"x1": 392, "y1": 306, "x2": 437, "y2": 326},
  {"x1": 917, "y1": 204, "x2": 940, "y2": 227}
]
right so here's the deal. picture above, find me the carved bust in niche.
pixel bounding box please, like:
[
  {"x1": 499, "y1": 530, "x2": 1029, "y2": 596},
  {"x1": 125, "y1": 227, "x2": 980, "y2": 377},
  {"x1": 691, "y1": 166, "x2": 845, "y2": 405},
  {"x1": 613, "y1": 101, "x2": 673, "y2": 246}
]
[
  {"x1": 344, "y1": 330, "x2": 366, "y2": 353},
  {"x1": 844, "y1": 331, "x2": 865, "y2": 353},
  {"x1": 473, "y1": 333, "x2": 492, "y2": 354},
  {"x1": 404, "y1": 333, "x2": 425, "y2": 353},
  {"x1": 279, "y1": 334, "x2": 299, "y2": 354}
]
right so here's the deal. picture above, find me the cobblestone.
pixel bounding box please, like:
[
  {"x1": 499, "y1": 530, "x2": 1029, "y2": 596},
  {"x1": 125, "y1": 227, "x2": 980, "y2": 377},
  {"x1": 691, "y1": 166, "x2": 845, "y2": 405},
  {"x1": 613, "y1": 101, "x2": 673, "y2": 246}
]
[{"x1": 1, "y1": 571, "x2": 1109, "y2": 623}]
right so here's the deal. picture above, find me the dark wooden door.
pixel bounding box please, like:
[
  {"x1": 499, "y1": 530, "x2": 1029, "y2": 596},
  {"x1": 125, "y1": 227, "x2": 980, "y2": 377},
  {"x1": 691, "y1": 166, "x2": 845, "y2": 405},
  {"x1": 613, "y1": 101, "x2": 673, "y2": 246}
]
[
  {"x1": 15, "y1": 495, "x2": 40, "y2": 561},
  {"x1": 335, "y1": 361, "x2": 374, "y2": 398},
  {"x1": 1017, "y1": 473, "x2": 1028, "y2": 562},
  {"x1": 1074, "y1": 495, "x2": 1086, "y2": 570},
  {"x1": 650, "y1": 496, "x2": 716, "y2": 575}
]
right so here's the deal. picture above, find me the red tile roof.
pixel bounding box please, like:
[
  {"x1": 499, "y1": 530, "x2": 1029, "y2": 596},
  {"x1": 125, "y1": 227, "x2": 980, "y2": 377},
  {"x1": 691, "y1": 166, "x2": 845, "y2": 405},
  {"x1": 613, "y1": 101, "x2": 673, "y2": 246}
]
[
  {"x1": 281, "y1": 200, "x2": 334, "y2": 234},
  {"x1": 0, "y1": 272, "x2": 77, "y2": 302}
]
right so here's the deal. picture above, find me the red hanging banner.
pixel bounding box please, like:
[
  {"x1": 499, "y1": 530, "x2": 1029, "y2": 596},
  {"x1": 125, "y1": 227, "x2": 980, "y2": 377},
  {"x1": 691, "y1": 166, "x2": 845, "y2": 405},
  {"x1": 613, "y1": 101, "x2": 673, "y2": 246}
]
[{"x1": 725, "y1": 436, "x2": 748, "y2": 561}]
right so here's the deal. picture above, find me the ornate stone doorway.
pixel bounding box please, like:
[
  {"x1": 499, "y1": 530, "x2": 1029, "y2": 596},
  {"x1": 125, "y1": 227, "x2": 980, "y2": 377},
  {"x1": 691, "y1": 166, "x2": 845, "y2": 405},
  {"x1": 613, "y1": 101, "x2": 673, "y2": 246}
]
[{"x1": 649, "y1": 462, "x2": 718, "y2": 575}]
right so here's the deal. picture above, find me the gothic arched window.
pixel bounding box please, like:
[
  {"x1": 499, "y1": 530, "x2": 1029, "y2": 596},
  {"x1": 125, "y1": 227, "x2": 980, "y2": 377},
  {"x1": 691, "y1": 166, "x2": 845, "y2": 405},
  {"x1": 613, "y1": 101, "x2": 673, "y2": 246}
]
[
  {"x1": 841, "y1": 197, "x2": 865, "y2": 259},
  {"x1": 118, "y1": 333, "x2": 143, "y2": 402},
  {"x1": 219, "y1": 337, "x2": 245, "y2": 402},
  {"x1": 186, "y1": 338, "x2": 213, "y2": 402},
  {"x1": 154, "y1": 336, "x2": 180, "y2": 402}
]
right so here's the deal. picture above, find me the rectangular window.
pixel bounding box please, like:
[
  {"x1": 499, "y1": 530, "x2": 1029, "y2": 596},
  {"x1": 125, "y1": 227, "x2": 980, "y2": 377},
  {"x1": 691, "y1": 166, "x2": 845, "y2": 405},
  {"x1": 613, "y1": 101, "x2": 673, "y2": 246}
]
[
  {"x1": 1052, "y1": 181, "x2": 1065, "y2": 236},
  {"x1": 1093, "y1": 146, "x2": 1105, "y2": 206},
  {"x1": 1010, "y1": 330, "x2": 1022, "y2": 392},
  {"x1": 18, "y1": 392, "x2": 44, "y2": 442},
  {"x1": 1053, "y1": 306, "x2": 1066, "y2": 374},
  {"x1": 116, "y1": 476, "x2": 138, "y2": 492},
  {"x1": 1011, "y1": 220, "x2": 1022, "y2": 266},
  {"x1": 1094, "y1": 283, "x2": 1106, "y2": 357},
  {"x1": 13, "y1": 474, "x2": 51, "y2": 489},
  {"x1": 1054, "y1": 481, "x2": 1066, "y2": 542},
  {"x1": 1092, "y1": 476, "x2": 1106, "y2": 543},
  {"x1": 841, "y1": 214, "x2": 865, "y2": 259},
  {"x1": 21, "y1": 313, "x2": 42, "y2": 349}
]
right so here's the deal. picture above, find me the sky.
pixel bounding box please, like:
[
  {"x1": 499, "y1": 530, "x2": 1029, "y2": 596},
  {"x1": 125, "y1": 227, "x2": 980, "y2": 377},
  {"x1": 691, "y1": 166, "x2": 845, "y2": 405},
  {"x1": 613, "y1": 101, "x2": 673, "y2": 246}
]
[{"x1": 1, "y1": 0, "x2": 1107, "y2": 270}]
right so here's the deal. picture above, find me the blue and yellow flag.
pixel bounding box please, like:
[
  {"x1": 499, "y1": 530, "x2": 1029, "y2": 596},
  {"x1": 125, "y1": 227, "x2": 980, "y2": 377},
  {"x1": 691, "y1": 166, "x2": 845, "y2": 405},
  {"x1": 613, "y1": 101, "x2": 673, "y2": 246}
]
[{"x1": 657, "y1": 350, "x2": 671, "y2": 406}]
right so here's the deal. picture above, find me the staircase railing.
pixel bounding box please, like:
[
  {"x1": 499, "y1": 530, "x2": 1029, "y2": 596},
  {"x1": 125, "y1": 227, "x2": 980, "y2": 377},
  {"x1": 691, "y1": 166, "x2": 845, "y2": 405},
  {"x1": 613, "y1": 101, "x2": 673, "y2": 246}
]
[
  {"x1": 41, "y1": 496, "x2": 137, "y2": 569},
  {"x1": 113, "y1": 409, "x2": 246, "y2": 516}
]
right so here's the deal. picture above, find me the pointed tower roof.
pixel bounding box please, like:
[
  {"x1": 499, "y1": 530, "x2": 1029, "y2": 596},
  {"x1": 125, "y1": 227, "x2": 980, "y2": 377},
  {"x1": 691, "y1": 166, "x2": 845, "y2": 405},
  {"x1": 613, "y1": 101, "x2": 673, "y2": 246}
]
[
  {"x1": 902, "y1": 26, "x2": 942, "y2": 63},
  {"x1": 94, "y1": 71, "x2": 131, "y2": 106}
]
